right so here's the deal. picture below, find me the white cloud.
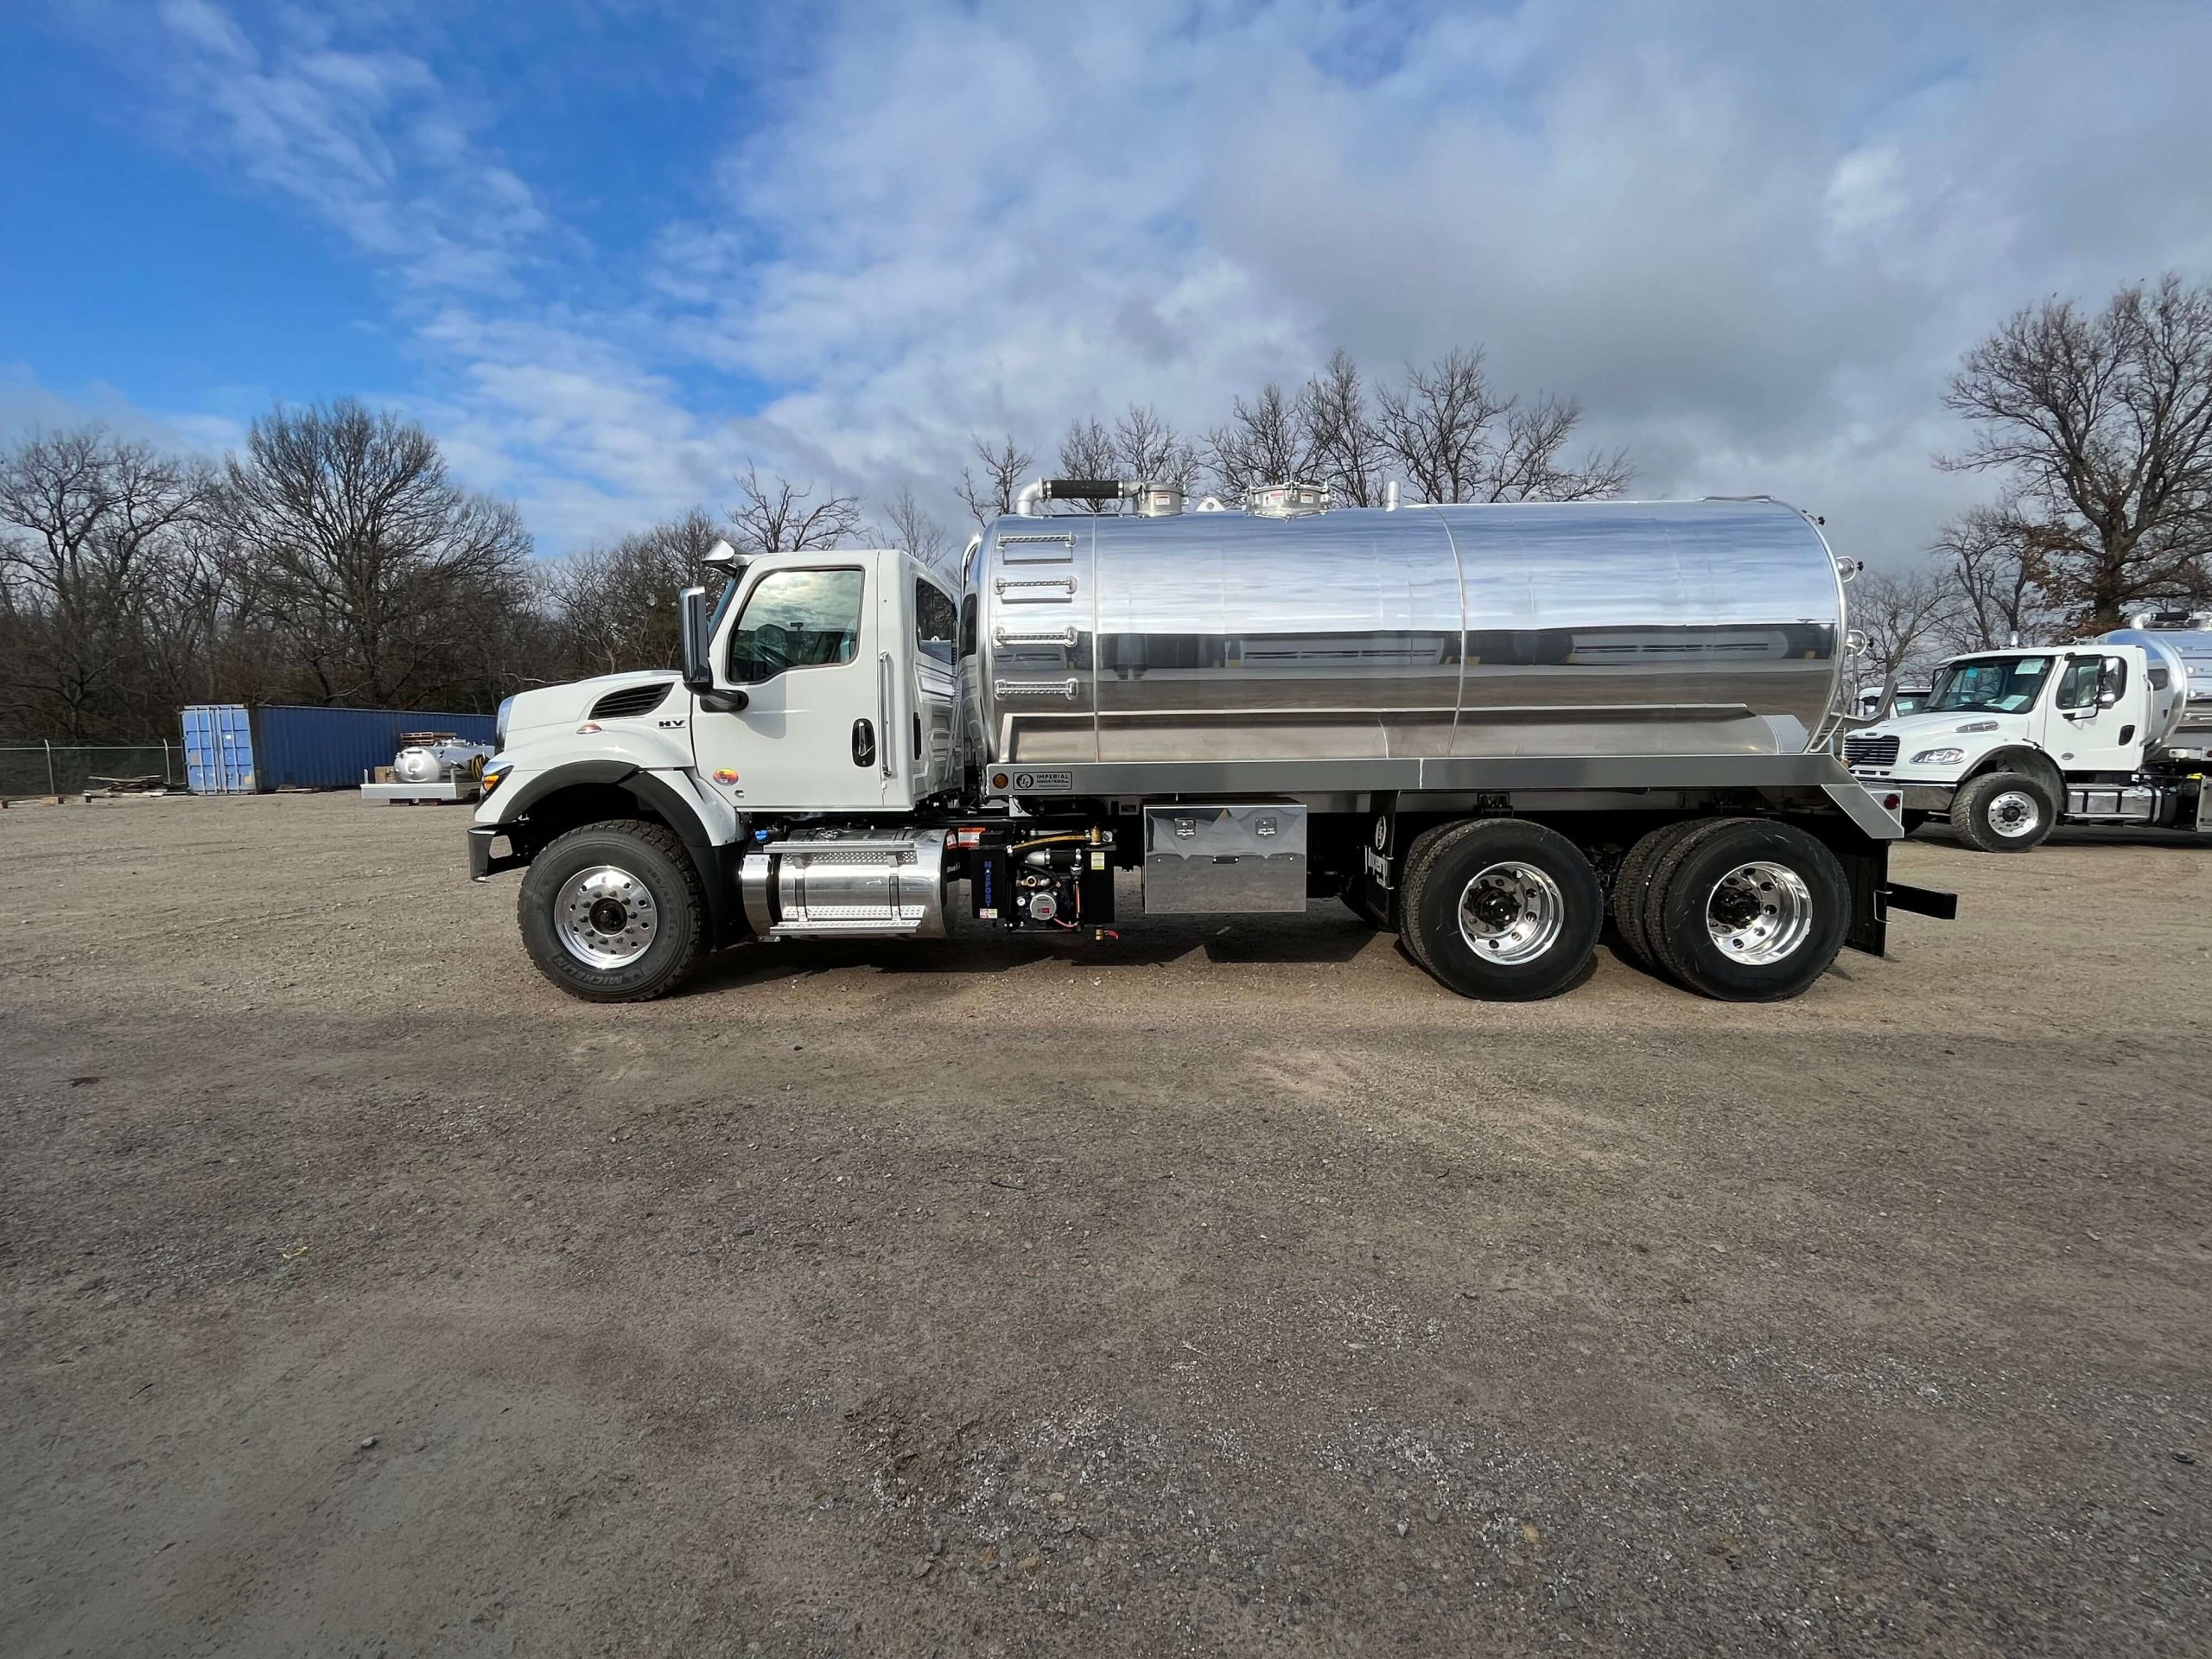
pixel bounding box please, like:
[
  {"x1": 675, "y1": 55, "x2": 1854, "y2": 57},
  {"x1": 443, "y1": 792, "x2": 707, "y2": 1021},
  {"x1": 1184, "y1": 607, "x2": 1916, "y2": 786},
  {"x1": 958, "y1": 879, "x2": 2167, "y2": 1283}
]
[{"x1": 38, "y1": 0, "x2": 2212, "y2": 567}]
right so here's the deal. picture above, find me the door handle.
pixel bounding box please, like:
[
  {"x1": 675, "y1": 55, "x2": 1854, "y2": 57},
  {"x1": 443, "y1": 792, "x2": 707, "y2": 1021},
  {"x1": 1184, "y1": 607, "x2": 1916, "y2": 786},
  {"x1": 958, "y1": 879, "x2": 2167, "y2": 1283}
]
[
  {"x1": 851, "y1": 718, "x2": 875, "y2": 767},
  {"x1": 878, "y1": 652, "x2": 895, "y2": 779}
]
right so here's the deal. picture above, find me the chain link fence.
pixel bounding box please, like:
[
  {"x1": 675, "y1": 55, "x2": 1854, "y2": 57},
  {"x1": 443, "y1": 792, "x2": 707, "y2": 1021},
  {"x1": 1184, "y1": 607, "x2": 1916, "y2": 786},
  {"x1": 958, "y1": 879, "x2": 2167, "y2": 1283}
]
[{"x1": 0, "y1": 742, "x2": 182, "y2": 799}]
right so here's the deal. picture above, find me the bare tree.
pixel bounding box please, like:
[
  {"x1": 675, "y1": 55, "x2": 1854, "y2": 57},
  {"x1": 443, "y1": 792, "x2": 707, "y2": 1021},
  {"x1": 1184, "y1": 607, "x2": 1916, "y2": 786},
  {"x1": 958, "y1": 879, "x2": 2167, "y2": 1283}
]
[
  {"x1": 728, "y1": 462, "x2": 862, "y2": 556},
  {"x1": 1942, "y1": 273, "x2": 2212, "y2": 633},
  {"x1": 0, "y1": 428, "x2": 213, "y2": 738},
  {"x1": 1114, "y1": 404, "x2": 1202, "y2": 493},
  {"x1": 1208, "y1": 383, "x2": 1316, "y2": 499},
  {"x1": 1054, "y1": 416, "x2": 1120, "y2": 512},
  {"x1": 1374, "y1": 349, "x2": 1510, "y2": 503},
  {"x1": 1300, "y1": 349, "x2": 1388, "y2": 506},
  {"x1": 1489, "y1": 396, "x2": 1633, "y2": 502},
  {"x1": 873, "y1": 483, "x2": 953, "y2": 573},
  {"x1": 958, "y1": 432, "x2": 1032, "y2": 526},
  {"x1": 1929, "y1": 502, "x2": 2066, "y2": 652},
  {"x1": 224, "y1": 399, "x2": 532, "y2": 709},
  {"x1": 1374, "y1": 347, "x2": 1630, "y2": 504},
  {"x1": 1850, "y1": 566, "x2": 1954, "y2": 696},
  {"x1": 541, "y1": 510, "x2": 722, "y2": 679}
]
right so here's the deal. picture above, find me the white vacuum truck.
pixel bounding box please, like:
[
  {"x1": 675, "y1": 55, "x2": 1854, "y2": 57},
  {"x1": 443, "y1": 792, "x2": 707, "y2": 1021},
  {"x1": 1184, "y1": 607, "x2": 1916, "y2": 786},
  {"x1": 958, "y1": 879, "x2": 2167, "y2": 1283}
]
[
  {"x1": 1844, "y1": 612, "x2": 2212, "y2": 850},
  {"x1": 468, "y1": 485, "x2": 1951, "y2": 1003}
]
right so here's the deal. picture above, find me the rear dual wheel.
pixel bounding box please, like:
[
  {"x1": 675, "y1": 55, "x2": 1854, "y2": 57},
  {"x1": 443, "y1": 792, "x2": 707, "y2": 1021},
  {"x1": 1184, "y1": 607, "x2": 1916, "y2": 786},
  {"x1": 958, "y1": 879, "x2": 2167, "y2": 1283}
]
[
  {"x1": 1612, "y1": 817, "x2": 1848, "y2": 1001},
  {"x1": 1400, "y1": 818, "x2": 1603, "y2": 1001}
]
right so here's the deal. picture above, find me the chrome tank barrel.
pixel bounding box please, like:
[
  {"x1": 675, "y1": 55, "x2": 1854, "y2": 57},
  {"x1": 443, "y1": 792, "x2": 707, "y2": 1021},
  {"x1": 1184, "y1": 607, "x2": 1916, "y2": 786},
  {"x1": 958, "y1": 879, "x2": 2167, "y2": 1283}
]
[
  {"x1": 2099, "y1": 626, "x2": 2212, "y2": 744},
  {"x1": 963, "y1": 498, "x2": 1848, "y2": 768}
]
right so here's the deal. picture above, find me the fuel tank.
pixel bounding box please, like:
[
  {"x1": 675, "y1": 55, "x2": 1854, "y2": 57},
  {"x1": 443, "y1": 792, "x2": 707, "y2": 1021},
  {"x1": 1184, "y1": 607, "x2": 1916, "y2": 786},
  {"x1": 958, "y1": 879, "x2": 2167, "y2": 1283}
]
[{"x1": 961, "y1": 497, "x2": 1848, "y2": 767}]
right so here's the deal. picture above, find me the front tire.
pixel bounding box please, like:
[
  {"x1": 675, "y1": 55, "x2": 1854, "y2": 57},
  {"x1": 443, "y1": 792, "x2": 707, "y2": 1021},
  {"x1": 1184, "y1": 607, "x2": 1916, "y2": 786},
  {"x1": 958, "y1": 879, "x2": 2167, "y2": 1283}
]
[
  {"x1": 518, "y1": 820, "x2": 709, "y2": 1001},
  {"x1": 1400, "y1": 819, "x2": 1602, "y2": 1001},
  {"x1": 1950, "y1": 771, "x2": 2053, "y2": 852},
  {"x1": 1645, "y1": 819, "x2": 1848, "y2": 1001}
]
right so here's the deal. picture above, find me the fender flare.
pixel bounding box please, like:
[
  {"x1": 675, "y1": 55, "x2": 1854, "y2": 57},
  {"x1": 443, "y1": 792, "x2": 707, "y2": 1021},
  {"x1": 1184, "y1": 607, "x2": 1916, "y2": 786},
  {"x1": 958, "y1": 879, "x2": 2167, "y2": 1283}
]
[
  {"x1": 499, "y1": 761, "x2": 747, "y2": 948},
  {"x1": 1962, "y1": 745, "x2": 2065, "y2": 803}
]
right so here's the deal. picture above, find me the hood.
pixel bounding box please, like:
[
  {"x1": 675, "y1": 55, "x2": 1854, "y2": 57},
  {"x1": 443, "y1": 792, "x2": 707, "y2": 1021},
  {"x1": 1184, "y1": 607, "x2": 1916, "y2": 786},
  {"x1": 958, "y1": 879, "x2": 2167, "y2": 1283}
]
[
  {"x1": 502, "y1": 670, "x2": 684, "y2": 740},
  {"x1": 1853, "y1": 708, "x2": 2020, "y2": 747}
]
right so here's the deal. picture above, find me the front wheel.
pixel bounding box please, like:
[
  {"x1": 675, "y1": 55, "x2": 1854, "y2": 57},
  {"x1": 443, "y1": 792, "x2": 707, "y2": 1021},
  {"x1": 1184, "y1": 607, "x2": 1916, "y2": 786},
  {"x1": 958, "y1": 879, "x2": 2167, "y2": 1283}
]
[
  {"x1": 517, "y1": 820, "x2": 709, "y2": 1001},
  {"x1": 1950, "y1": 771, "x2": 2053, "y2": 852},
  {"x1": 1400, "y1": 818, "x2": 1602, "y2": 1001}
]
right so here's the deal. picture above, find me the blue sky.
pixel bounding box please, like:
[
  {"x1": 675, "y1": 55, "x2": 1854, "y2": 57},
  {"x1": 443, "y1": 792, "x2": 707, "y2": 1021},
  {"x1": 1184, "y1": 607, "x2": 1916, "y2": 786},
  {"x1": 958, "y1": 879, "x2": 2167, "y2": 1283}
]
[{"x1": 6, "y1": 0, "x2": 2212, "y2": 562}]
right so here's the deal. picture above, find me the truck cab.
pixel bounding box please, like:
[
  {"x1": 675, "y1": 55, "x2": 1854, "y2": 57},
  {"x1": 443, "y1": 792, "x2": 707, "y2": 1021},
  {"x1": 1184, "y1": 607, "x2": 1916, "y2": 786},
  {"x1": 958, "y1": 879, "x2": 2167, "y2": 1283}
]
[{"x1": 1844, "y1": 641, "x2": 2206, "y2": 849}]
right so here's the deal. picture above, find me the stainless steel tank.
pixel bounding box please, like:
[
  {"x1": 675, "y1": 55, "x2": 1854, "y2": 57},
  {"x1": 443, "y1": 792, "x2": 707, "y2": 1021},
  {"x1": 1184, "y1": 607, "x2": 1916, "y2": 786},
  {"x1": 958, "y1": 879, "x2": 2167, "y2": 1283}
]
[
  {"x1": 392, "y1": 746, "x2": 444, "y2": 784},
  {"x1": 2098, "y1": 624, "x2": 2212, "y2": 747},
  {"x1": 963, "y1": 498, "x2": 1847, "y2": 766}
]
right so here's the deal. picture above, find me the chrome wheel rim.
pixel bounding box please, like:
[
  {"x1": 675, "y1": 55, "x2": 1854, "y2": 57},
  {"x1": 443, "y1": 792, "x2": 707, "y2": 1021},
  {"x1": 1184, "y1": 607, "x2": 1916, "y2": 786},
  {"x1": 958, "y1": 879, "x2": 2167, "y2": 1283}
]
[
  {"x1": 1987, "y1": 790, "x2": 2042, "y2": 838},
  {"x1": 1456, "y1": 862, "x2": 1565, "y2": 965},
  {"x1": 554, "y1": 864, "x2": 658, "y2": 968},
  {"x1": 1706, "y1": 861, "x2": 1813, "y2": 965}
]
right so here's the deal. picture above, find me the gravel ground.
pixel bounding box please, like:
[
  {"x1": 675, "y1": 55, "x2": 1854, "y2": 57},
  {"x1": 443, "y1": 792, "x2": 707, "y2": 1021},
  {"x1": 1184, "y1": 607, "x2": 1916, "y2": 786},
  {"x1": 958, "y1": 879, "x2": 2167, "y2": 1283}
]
[{"x1": 3, "y1": 792, "x2": 2209, "y2": 1657}]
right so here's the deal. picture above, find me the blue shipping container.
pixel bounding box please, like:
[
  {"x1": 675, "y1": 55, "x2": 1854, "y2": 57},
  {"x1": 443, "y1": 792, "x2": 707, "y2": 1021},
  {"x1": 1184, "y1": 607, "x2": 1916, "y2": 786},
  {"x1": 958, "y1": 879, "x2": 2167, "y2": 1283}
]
[{"x1": 181, "y1": 704, "x2": 498, "y2": 793}]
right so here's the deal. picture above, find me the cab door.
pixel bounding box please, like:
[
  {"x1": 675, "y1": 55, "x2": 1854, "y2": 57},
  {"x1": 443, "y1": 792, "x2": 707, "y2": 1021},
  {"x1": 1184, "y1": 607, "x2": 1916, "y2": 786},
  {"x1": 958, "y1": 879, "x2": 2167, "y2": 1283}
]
[
  {"x1": 691, "y1": 558, "x2": 886, "y2": 812},
  {"x1": 2048, "y1": 650, "x2": 2144, "y2": 773}
]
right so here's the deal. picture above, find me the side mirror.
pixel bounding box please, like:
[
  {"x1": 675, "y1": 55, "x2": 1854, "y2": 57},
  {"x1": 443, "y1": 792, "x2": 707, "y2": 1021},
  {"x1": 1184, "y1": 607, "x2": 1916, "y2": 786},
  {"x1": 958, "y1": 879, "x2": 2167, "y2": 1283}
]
[
  {"x1": 679, "y1": 584, "x2": 748, "y2": 713},
  {"x1": 679, "y1": 585, "x2": 712, "y2": 693}
]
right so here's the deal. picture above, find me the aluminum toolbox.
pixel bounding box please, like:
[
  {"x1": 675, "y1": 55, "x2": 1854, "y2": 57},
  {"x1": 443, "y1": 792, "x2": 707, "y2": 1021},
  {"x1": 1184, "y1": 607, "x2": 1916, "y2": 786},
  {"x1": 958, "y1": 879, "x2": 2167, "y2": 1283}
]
[{"x1": 1141, "y1": 802, "x2": 1307, "y2": 914}]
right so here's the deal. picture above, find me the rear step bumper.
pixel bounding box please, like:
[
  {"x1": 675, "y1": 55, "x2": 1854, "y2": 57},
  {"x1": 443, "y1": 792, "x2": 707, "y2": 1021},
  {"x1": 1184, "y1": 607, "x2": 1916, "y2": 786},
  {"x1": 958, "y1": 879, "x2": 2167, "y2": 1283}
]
[{"x1": 1880, "y1": 880, "x2": 1958, "y2": 920}]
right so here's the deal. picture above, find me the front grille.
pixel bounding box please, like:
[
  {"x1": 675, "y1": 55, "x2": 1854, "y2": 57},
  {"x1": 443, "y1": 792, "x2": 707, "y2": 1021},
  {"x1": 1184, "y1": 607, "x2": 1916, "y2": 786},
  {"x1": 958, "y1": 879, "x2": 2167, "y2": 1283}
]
[
  {"x1": 588, "y1": 682, "x2": 672, "y2": 721},
  {"x1": 1845, "y1": 734, "x2": 1900, "y2": 768}
]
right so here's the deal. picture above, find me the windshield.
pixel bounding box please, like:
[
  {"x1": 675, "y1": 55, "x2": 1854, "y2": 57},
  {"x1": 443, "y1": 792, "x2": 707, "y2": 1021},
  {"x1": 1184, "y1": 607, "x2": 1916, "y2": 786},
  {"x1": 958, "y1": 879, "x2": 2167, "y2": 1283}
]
[{"x1": 1924, "y1": 655, "x2": 2052, "y2": 715}]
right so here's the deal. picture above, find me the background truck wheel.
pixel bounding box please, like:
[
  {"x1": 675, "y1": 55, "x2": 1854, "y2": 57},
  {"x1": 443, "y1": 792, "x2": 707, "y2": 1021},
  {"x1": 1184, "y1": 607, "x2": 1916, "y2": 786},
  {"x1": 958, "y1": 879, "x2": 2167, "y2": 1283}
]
[
  {"x1": 518, "y1": 820, "x2": 709, "y2": 1001},
  {"x1": 1950, "y1": 771, "x2": 2054, "y2": 852},
  {"x1": 1400, "y1": 818, "x2": 1602, "y2": 1001},
  {"x1": 1609, "y1": 821, "x2": 1702, "y2": 971},
  {"x1": 1645, "y1": 818, "x2": 1848, "y2": 1001}
]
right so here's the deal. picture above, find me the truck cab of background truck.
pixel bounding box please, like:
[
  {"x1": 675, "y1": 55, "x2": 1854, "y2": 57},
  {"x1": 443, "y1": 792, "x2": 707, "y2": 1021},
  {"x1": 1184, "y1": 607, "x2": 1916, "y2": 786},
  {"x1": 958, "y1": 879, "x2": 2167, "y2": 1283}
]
[{"x1": 1843, "y1": 642, "x2": 2207, "y2": 850}]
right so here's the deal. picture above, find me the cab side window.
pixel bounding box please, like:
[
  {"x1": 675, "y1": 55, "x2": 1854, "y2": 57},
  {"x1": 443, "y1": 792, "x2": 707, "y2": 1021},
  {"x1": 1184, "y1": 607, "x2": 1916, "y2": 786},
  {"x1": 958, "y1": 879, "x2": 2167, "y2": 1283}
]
[
  {"x1": 958, "y1": 594, "x2": 978, "y2": 658},
  {"x1": 2098, "y1": 655, "x2": 2127, "y2": 705},
  {"x1": 914, "y1": 577, "x2": 957, "y2": 664},
  {"x1": 728, "y1": 569, "x2": 865, "y2": 684},
  {"x1": 2056, "y1": 658, "x2": 2101, "y2": 709}
]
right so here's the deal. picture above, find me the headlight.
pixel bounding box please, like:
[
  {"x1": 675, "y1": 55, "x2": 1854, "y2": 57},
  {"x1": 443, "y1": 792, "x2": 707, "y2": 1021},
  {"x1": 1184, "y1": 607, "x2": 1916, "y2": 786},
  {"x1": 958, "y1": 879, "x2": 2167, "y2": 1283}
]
[
  {"x1": 480, "y1": 763, "x2": 512, "y2": 797},
  {"x1": 1910, "y1": 747, "x2": 1966, "y2": 766}
]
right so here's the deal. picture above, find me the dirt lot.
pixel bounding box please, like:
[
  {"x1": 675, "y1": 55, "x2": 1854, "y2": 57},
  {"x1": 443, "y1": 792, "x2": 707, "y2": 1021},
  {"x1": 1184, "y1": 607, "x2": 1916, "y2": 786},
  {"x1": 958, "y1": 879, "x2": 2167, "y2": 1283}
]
[{"x1": 3, "y1": 793, "x2": 2209, "y2": 1657}]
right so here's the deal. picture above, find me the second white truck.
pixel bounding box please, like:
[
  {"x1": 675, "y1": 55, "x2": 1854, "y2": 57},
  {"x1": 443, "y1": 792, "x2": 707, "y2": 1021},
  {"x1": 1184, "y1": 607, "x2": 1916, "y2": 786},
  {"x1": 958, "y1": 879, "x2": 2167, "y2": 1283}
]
[{"x1": 1844, "y1": 613, "x2": 2212, "y2": 849}]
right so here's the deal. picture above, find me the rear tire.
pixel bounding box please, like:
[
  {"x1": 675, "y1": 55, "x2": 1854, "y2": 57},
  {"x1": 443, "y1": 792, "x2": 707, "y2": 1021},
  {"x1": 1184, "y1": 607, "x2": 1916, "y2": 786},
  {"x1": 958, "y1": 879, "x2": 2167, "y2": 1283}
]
[
  {"x1": 518, "y1": 820, "x2": 709, "y2": 1001},
  {"x1": 1609, "y1": 821, "x2": 1703, "y2": 971},
  {"x1": 1646, "y1": 819, "x2": 1848, "y2": 1001},
  {"x1": 1950, "y1": 771, "x2": 2053, "y2": 852},
  {"x1": 1400, "y1": 818, "x2": 1602, "y2": 1001}
]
